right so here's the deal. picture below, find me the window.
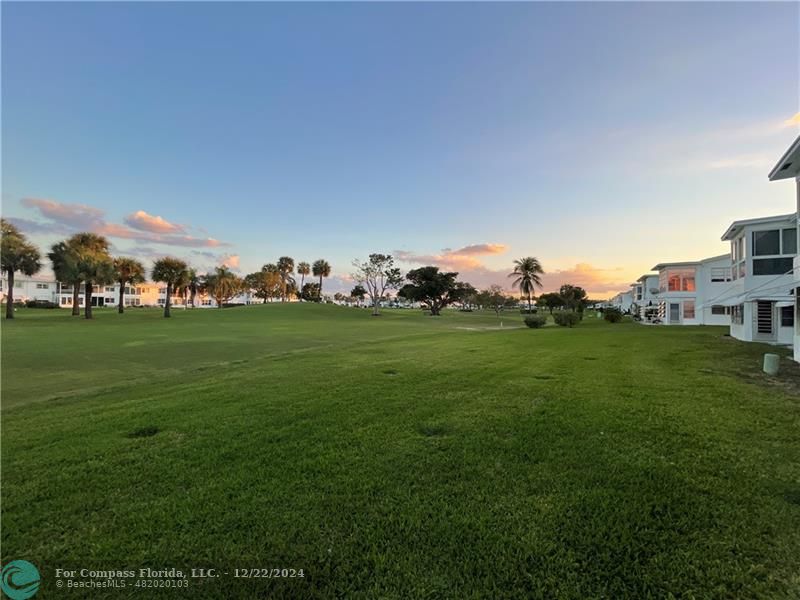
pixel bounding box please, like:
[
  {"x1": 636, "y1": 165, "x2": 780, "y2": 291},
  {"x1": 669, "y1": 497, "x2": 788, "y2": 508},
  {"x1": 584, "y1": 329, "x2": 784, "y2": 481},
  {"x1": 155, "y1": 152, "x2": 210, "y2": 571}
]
[
  {"x1": 711, "y1": 305, "x2": 728, "y2": 315},
  {"x1": 105, "y1": 286, "x2": 115, "y2": 293},
  {"x1": 752, "y1": 257, "x2": 794, "y2": 276},
  {"x1": 731, "y1": 305, "x2": 744, "y2": 325},
  {"x1": 683, "y1": 300, "x2": 695, "y2": 319},
  {"x1": 781, "y1": 305, "x2": 794, "y2": 328},
  {"x1": 753, "y1": 230, "x2": 781, "y2": 256},
  {"x1": 783, "y1": 228, "x2": 798, "y2": 255},
  {"x1": 61, "y1": 297, "x2": 71, "y2": 305},
  {"x1": 660, "y1": 268, "x2": 696, "y2": 293},
  {"x1": 36, "y1": 283, "x2": 49, "y2": 289},
  {"x1": 710, "y1": 268, "x2": 732, "y2": 283}
]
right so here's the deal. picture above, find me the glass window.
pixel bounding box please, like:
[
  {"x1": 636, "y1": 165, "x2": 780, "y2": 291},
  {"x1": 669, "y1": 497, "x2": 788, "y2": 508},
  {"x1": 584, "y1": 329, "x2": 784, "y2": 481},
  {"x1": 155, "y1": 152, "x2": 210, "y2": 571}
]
[
  {"x1": 753, "y1": 230, "x2": 781, "y2": 256},
  {"x1": 753, "y1": 257, "x2": 794, "y2": 276},
  {"x1": 781, "y1": 306, "x2": 794, "y2": 327},
  {"x1": 683, "y1": 300, "x2": 695, "y2": 319},
  {"x1": 711, "y1": 305, "x2": 727, "y2": 315},
  {"x1": 783, "y1": 228, "x2": 797, "y2": 255},
  {"x1": 682, "y1": 277, "x2": 695, "y2": 292},
  {"x1": 710, "y1": 268, "x2": 731, "y2": 282},
  {"x1": 731, "y1": 304, "x2": 744, "y2": 325}
]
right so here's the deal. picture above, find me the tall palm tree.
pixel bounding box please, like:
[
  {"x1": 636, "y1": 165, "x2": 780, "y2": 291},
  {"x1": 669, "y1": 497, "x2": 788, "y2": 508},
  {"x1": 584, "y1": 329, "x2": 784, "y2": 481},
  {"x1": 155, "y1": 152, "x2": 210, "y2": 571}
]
[
  {"x1": 312, "y1": 259, "x2": 331, "y2": 300},
  {"x1": 1, "y1": 219, "x2": 42, "y2": 319},
  {"x1": 70, "y1": 233, "x2": 114, "y2": 320},
  {"x1": 48, "y1": 240, "x2": 82, "y2": 316},
  {"x1": 508, "y1": 257, "x2": 545, "y2": 312},
  {"x1": 113, "y1": 257, "x2": 145, "y2": 314},
  {"x1": 277, "y1": 256, "x2": 295, "y2": 302},
  {"x1": 152, "y1": 257, "x2": 188, "y2": 318},
  {"x1": 297, "y1": 262, "x2": 310, "y2": 292},
  {"x1": 187, "y1": 269, "x2": 201, "y2": 307}
]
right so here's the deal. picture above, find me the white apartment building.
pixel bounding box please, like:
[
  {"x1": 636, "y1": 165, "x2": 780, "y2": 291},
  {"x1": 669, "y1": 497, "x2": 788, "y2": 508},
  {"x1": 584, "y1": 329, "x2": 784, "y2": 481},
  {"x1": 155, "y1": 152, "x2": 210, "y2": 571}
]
[
  {"x1": 650, "y1": 254, "x2": 734, "y2": 326},
  {"x1": 57, "y1": 283, "x2": 160, "y2": 308},
  {"x1": 0, "y1": 273, "x2": 59, "y2": 304},
  {"x1": 630, "y1": 274, "x2": 660, "y2": 319},
  {"x1": 608, "y1": 290, "x2": 633, "y2": 313},
  {"x1": 767, "y1": 135, "x2": 799, "y2": 362},
  {"x1": 719, "y1": 214, "x2": 796, "y2": 346}
]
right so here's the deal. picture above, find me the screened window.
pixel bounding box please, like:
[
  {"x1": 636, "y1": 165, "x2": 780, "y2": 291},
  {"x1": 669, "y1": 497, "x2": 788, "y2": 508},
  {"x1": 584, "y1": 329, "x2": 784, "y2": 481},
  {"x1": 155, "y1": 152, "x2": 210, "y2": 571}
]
[
  {"x1": 711, "y1": 305, "x2": 728, "y2": 315},
  {"x1": 753, "y1": 230, "x2": 781, "y2": 256},
  {"x1": 710, "y1": 268, "x2": 731, "y2": 283},
  {"x1": 683, "y1": 300, "x2": 695, "y2": 319},
  {"x1": 731, "y1": 305, "x2": 744, "y2": 325},
  {"x1": 752, "y1": 257, "x2": 794, "y2": 276},
  {"x1": 783, "y1": 228, "x2": 798, "y2": 255},
  {"x1": 781, "y1": 306, "x2": 794, "y2": 328},
  {"x1": 36, "y1": 283, "x2": 49, "y2": 289}
]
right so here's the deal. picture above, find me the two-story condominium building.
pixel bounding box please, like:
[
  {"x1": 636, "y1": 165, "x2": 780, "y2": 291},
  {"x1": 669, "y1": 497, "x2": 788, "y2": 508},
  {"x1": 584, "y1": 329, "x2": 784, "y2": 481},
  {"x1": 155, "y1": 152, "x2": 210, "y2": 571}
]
[
  {"x1": 608, "y1": 290, "x2": 633, "y2": 313},
  {"x1": 767, "y1": 135, "x2": 800, "y2": 362},
  {"x1": 630, "y1": 274, "x2": 660, "y2": 319},
  {"x1": 650, "y1": 254, "x2": 734, "y2": 326},
  {"x1": 0, "y1": 273, "x2": 59, "y2": 304},
  {"x1": 58, "y1": 283, "x2": 161, "y2": 308},
  {"x1": 719, "y1": 213, "x2": 796, "y2": 346}
]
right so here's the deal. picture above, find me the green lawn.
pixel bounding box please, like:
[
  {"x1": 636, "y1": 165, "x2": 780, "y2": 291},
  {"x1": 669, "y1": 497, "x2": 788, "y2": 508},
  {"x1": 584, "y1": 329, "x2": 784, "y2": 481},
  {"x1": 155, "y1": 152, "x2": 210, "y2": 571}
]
[{"x1": 2, "y1": 304, "x2": 799, "y2": 598}]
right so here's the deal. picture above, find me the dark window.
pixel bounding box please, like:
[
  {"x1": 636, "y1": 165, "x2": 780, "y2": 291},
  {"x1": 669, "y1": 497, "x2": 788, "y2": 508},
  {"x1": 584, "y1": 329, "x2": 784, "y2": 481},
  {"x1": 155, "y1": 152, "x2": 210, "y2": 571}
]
[
  {"x1": 752, "y1": 257, "x2": 794, "y2": 276},
  {"x1": 783, "y1": 228, "x2": 798, "y2": 255},
  {"x1": 711, "y1": 305, "x2": 727, "y2": 315},
  {"x1": 753, "y1": 229, "x2": 781, "y2": 256},
  {"x1": 781, "y1": 305, "x2": 794, "y2": 327}
]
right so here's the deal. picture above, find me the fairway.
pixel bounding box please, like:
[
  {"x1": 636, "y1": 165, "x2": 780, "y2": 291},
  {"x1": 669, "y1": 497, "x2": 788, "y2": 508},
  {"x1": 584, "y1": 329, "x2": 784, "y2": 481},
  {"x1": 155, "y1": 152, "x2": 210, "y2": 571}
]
[{"x1": 2, "y1": 305, "x2": 800, "y2": 598}]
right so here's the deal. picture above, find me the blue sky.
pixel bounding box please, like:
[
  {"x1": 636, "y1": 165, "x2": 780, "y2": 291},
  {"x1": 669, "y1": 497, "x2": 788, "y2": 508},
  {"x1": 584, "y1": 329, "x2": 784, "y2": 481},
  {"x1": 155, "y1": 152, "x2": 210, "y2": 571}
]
[{"x1": 2, "y1": 1, "x2": 798, "y2": 296}]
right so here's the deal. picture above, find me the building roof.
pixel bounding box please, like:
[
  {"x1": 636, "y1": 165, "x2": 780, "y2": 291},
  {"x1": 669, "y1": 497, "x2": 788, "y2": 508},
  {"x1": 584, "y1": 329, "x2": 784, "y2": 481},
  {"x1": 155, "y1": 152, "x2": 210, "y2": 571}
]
[
  {"x1": 768, "y1": 135, "x2": 800, "y2": 181},
  {"x1": 636, "y1": 273, "x2": 658, "y2": 283},
  {"x1": 720, "y1": 213, "x2": 797, "y2": 241},
  {"x1": 650, "y1": 254, "x2": 729, "y2": 272}
]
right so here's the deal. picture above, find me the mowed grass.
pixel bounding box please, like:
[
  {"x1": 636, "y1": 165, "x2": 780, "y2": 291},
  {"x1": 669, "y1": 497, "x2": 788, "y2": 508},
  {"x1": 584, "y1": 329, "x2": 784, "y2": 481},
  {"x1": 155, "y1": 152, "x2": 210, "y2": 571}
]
[{"x1": 2, "y1": 304, "x2": 800, "y2": 598}]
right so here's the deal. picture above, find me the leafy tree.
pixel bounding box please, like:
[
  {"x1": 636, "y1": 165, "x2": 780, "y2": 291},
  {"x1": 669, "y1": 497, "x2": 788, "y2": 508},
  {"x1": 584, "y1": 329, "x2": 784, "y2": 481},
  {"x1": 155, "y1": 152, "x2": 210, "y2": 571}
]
[
  {"x1": 48, "y1": 239, "x2": 82, "y2": 316},
  {"x1": 508, "y1": 257, "x2": 545, "y2": 312},
  {"x1": 245, "y1": 268, "x2": 282, "y2": 303},
  {"x1": 351, "y1": 254, "x2": 403, "y2": 316},
  {"x1": 300, "y1": 282, "x2": 321, "y2": 302},
  {"x1": 537, "y1": 292, "x2": 564, "y2": 314},
  {"x1": 350, "y1": 284, "x2": 367, "y2": 302},
  {"x1": 333, "y1": 292, "x2": 344, "y2": 302},
  {"x1": 276, "y1": 256, "x2": 295, "y2": 302},
  {"x1": 70, "y1": 233, "x2": 114, "y2": 320},
  {"x1": 297, "y1": 261, "x2": 311, "y2": 291},
  {"x1": 399, "y1": 266, "x2": 475, "y2": 316},
  {"x1": 1, "y1": 219, "x2": 41, "y2": 319},
  {"x1": 204, "y1": 266, "x2": 243, "y2": 308},
  {"x1": 312, "y1": 259, "x2": 331, "y2": 299},
  {"x1": 152, "y1": 257, "x2": 188, "y2": 318},
  {"x1": 559, "y1": 284, "x2": 588, "y2": 313},
  {"x1": 485, "y1": 284, "x2": 507, "y2": 317},
  {"x1": 113, "y1": 257, "x2": 145, "y2": 314}
]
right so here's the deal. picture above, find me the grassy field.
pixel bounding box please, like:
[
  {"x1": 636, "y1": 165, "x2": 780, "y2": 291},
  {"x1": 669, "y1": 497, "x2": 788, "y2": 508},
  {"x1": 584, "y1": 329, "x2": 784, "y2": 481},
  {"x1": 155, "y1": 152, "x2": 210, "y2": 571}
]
[{"x1": 2, "y1": 304, "x2": 799, "y2": 598}]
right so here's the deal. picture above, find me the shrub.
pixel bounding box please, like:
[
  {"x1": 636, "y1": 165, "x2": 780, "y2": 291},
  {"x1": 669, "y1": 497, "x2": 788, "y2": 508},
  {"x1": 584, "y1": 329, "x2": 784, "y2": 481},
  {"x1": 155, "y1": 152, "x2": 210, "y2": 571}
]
[
  {"x1": 524, "y1": 315, "x2": 547, "y2": 328},
  {"x1": 604, "y1": 308, "x2": 623, "y2": 323},
  {"x1": 553, "y1": 311, "x2": 580, "y2": 328},
  {"x1": 519, "y1": 308, "x2": 537, "y2": 315},
  {"x1": 24, "y1": 299, "x2": 58, "y2": 309}
]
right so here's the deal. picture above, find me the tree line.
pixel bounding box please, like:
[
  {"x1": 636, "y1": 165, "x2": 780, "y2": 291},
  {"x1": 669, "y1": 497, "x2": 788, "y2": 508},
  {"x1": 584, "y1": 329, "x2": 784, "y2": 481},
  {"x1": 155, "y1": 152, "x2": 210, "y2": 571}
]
[
  {"x1": 0, "y1": 221, "x2": 333, "y2": 319},
  {"x1": 2, "y1": 220, "x2": 594, "y2": 321}
]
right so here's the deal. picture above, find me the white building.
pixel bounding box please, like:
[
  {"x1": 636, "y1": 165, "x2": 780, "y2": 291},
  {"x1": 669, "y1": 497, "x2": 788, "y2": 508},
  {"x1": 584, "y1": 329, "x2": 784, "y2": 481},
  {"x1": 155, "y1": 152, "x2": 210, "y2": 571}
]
[
  {"x1": 767, "y1": 135, "x2": 800, "y2": 362},
  {"x1": 719, "y1": 213, "x2": 796, "y2": 346},
  {"x1": 0, "y1": 273, "x2": 59, "y2": 304},
  {"x1": 608, "y1": 290, "x2": 633, "y2": 313},
  {"x1": 630, "y1": 274, "x2": 660, "y2": 320},
  {"x1": 58, "y1": 283, "x2": 160, "y2": 308},
  {"x1": 650, "y1": 254, "x2": 734, "y2": 326}
]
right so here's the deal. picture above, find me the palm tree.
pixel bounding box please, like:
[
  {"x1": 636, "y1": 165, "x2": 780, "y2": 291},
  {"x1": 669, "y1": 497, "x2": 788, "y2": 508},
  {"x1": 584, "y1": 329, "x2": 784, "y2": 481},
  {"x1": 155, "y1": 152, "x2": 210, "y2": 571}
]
[
  {"x1": 187, "y1": 269, "x2": 201, "y2": 307},
  {"x1": 508, "y1": 257, "x2": 545, "y2": 312},
  {"x1": 312, "y1": 259, "x2": 331, "y2": 300},
  {"x1": 70, "y1": 233, "x2": 113, "y2": 320},
  {"x1": 48, "y1": 240, "x2": 82, "y2": 316},
  {"x1": 113, "y1": 257, "x2": 145, "y2": 314},
  {"x1": 1, "y1": 219, "x2": 42, "y2": 319},
  {"x1": 204, "y1": 266, "x2": 243, "y2": 308},
  {"x1": 277, "y1": 256, "x2": 295, "y2": 302},
  {"x1": 297, "y1": 262, "x2": 310, "y2": 292},
  {"x1": 152, "y1": 257, "x2": 188, "y2": 318}
]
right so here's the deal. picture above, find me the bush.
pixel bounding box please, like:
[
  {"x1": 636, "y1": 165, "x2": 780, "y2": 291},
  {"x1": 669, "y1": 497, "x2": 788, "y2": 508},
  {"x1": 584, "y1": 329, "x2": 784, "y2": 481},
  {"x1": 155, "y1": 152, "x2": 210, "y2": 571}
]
[
  {"x1": 604, "y1": 308, "x2": 623, "y2": 323},
  {"x1": 519, "y1": 308, "x2": 537, "y2": 315},
  {"x1": 553, "y1": 311, "x2": 580, "y2": 327},
  {"x1": 24, "y1": 299, "x2": 59, "y2": 309},
  {"x1": 524, "y1": 315, "x2": 547, "y2": 328}
]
